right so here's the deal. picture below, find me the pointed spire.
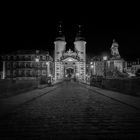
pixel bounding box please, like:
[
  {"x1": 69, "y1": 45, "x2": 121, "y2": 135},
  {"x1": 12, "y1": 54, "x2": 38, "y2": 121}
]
[
  {"x1": 58, "y1": 21, "x2": 62, "y2": 34},
  {"x1": 113, "y1": 38, "x2": 116, "y2": 43},
  {"x1": 75, "y1": 24, "x2": 85, "y2": 41},
  {"x1": 55, "y1": 21, "x2": 65, "y2": 41},
  {"x1": 112, "y1": 38, "x2": 119, "y2": 48},
  {"x1": 78, "y1": 25, "x2": 82, "y2": 34},
  {"x1": 111, "y1": 39, "x2": 120, "y2": 59}
]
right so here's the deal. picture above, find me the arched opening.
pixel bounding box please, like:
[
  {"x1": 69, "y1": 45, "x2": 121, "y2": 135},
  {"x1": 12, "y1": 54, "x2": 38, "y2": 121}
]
[{"x1": 65, "y1": 68, "x2": 74, "y2": 78}]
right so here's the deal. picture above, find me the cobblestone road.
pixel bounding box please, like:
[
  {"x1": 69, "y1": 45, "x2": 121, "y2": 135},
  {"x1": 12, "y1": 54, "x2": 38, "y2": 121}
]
[{"x1": 0, "y1": 81, "x2": 140, "y2": 139}]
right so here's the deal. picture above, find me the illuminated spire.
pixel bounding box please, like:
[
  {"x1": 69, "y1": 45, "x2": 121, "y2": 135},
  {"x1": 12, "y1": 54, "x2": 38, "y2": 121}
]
[
  {"x1": 113, "y1": 38, "x2": 116, "y2": 43},
  {"x1": 75, "y1": 24, "x2": 85, "y2": 41},
  {"x1": 112, "y1": 38, "x2": 119, "y2": 48},
  {"x1": 58, "y1": 21, "x2": 62, "y2": 34},
  {"x1": 78, "y1": 25, "x2": 82, "y2": 34},
  {"x1": 55, "y1": 21, "x2": 65, "y2": 41},
  {"x1": 111, "y1": 39, "x2": 120, "y2": 59}
]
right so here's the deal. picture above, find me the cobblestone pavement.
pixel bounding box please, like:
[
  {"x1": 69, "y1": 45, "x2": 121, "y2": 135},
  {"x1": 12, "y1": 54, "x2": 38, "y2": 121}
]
[{"x1": 0, "y1": 81, "x2": 140, "y2": 139}]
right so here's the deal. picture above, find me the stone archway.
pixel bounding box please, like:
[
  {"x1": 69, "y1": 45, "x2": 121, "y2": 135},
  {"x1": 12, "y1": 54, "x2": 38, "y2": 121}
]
[
  {"x1": 62, "y1": 57, "x2": 78, "y2": 79},
  {"x1": 65, "y1": 67, "x2": 74, "y2": 78}
]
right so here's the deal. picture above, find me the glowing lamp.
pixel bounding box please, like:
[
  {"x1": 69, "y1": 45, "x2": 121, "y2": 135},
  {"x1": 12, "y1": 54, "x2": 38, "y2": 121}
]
[{"x1": 103, "y1": 56, "x2": 107, "y2": 61}]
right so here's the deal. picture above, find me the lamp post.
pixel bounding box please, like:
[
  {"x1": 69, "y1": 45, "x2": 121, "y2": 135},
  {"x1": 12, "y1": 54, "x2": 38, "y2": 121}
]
[
  {"x1": 46, "y1": 61, "x2": 52, "y2": 84},
  {"x1": 35, "y1": 57, "x2": 39, "y2": 87},
  {"x1": 103, "y1": 56, "x2": 107, "y2": 79},
  {"x1": 2, "y1": 61, "x2": 5, "y2": 79},
  {"x1": 46, "y1": 62, "x2": 49, "y2": 77},
  {"x1": 90, "y1": 62, "x2": 94, "y2": 76}
]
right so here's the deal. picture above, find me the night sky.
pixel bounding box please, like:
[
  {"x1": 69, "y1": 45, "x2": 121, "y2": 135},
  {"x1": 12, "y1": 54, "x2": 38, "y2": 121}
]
[{"x1": 1, "y1": 2, "x2": 140, "y2": 61}]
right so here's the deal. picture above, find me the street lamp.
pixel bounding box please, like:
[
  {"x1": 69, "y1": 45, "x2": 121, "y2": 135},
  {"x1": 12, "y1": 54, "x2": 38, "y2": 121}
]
[
  {"x1": 90, "y1": 64, "x2": 94, "y2": 76},
  {"x1": 46, "y1": 62, "x2": 49, "y2": 77},
  {"x1": 103, "y1": 56, "x2": 108, "y2": 78},
  {"x1": 35, "y1": 57, "x2": 39, "y2": 87},
  {"x1": 103, "y1": 56, "x2": 107, "y2": 61}
]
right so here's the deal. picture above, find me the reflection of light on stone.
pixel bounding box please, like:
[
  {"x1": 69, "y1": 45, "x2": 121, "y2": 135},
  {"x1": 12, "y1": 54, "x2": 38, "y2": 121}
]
[
  {"x1": 76, "y1": 73, "x2": 79, "y2": 76},
  {"x1": 91, "y1": 65, "x2": 94, "y2": 68},
  {"x1": 68, "y1": 58, "x2": 73, "y2": 61},
  {"x1": 35, "y1": 58, "x2": 39, "y2": 62}
]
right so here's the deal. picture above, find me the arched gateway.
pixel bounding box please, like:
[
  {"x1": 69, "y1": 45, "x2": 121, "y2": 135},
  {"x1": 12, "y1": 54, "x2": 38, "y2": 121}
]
[{"x1": 54, "y1": 24, "x2": 86, "y2": 81}]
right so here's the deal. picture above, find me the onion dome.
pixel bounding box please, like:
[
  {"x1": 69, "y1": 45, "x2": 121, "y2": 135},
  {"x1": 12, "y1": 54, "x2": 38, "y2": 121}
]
[
  {"x1": 75, "y1": 25, "x2": 85, "y2": 41},
  {"x1": 55, "y1": 22, "x2": 65, "y2": 41}
]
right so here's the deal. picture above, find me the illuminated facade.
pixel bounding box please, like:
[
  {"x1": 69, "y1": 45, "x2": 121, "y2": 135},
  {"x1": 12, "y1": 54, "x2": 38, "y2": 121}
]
[
  {"x1": 108, "y1": 39, "x2": 124, "y2": 73},
  {"x1": 89, "y1": 39, "x2": 125, "y2": 77},
  {"x1": 54, "y1": 25, "x2": 86, "y2": 81},
  {"x1": 125, "y1": 59, "x2": 140, "y2": 76},
  {"x1": 1, "y1": 50, "x2": 53, "y2": 79}
]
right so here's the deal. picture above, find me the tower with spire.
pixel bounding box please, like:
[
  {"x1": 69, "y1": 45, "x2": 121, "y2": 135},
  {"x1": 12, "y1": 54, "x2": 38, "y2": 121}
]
[
  {"x1": 74, "y1": 25, "x2": 86, "y2": 81},
  {"x1": 55, "y1": 22, "x2": 65, "y2": 41},
  {"x1": 109, "y1": 39, "x2": 124, "y2": 73},
  {"x1": 111, "y1": 39, "x2": 121, "y2": 59},
  {"x1": 54, "y1": 22, "x2": 66, "y2": 80}
]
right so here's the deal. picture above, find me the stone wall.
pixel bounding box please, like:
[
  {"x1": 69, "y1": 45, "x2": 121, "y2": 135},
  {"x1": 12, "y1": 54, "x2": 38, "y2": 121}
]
[
  {"x1": 0, "y1": 79, "x2": 38, "y2": 98},
  {"x1": 90, "y1": 77, "x2": 140, "y2": 96}
]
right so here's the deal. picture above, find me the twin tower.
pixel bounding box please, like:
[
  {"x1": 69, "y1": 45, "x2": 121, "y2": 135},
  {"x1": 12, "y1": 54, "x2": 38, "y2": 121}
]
[{"x1": 54, "y1": 24, "x2": 86, "y2": 80}]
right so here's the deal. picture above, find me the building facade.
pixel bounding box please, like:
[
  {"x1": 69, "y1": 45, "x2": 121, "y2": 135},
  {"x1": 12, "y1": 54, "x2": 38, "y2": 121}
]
[
  {"x1": 108, "y1": 39, "x2": 125, "y2": 73},
  {"x1": 1, "y1": 50, "x2": 53, "y2": 80},
  {"x1": 89, "y1": 39, "x2": 125, "y2": 78},
  {"x1": 125, "y1": 59, "x2": 140, "y2": 76},
  {"x1": 54, "y1": 25, "x2": 86, "y2": 81}
]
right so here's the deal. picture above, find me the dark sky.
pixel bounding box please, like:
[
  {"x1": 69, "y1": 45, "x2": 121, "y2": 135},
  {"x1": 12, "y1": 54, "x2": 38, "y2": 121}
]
[{"x1": 1, "y1": 2, "x2": 140, "y2": 60}]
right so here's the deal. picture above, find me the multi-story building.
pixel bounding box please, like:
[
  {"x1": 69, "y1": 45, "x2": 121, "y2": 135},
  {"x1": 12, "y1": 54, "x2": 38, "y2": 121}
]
[
  {"x1": 89, "y1": 39, "x2": 125, "y2": 77},
  {"x1": 89, "y1": 56, "x2": 104, "y2": 76},
  {"x1": 125, "y1": 59, "x2": 140, "y2": 76},
  {"x1": 1, "y1": 50, "x2": 53, "y2": 80}
]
